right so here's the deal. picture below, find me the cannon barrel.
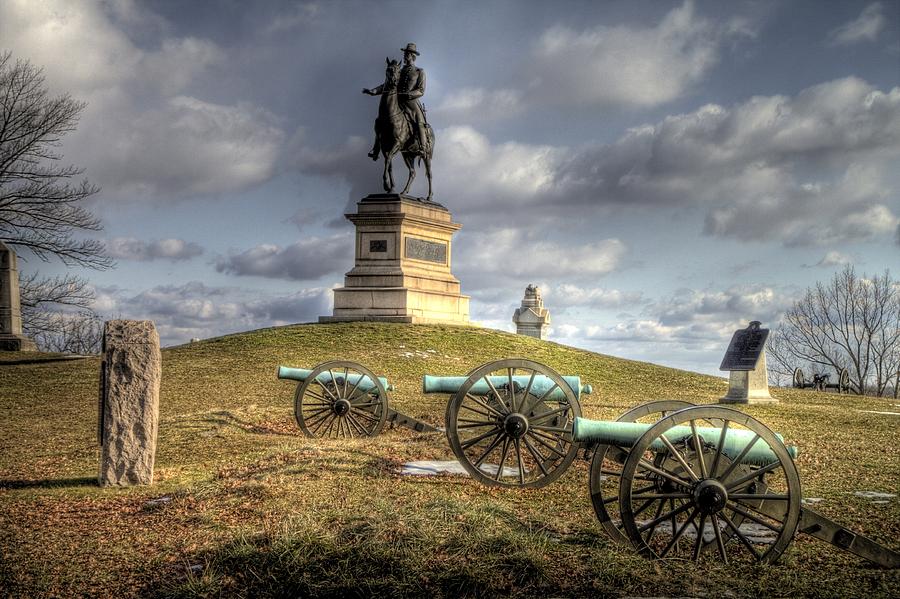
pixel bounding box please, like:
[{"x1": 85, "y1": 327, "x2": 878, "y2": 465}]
[
  {"x1": 422, "y1": 374, "x2": 591, "y2": 401},
  {"x1": 573, "y1": 417, "x2": 797, "y2": 467},
  {"x1": 277, "y1": 366, "x2": 393, "y2": 391}
]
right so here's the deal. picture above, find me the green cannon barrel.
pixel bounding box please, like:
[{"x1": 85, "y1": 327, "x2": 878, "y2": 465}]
[
  {"x1": 422, "y1": 374, "x2": 592, "y2": 401},
  {"x1": 277, "y1": 366, "x2": 393, "y2": 392},
  {"x1": 572, "y1": 417, "x2": 798, "y2": 467}
]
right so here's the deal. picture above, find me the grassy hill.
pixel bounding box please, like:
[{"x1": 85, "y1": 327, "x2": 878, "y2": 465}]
[{"x1": 1, "y1": 322, "x2": 898, "y2": 597}]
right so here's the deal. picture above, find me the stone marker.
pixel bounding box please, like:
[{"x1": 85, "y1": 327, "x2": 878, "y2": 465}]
[
  {"x1": 98, "y1": 320, "x2": 161, "y2": 486},
  {"x1": 719, "y1": 321, "x2": 776, "y2": 404},
  {"x1": 512, "y1": 284, "x2": 550, "y2": 339},
  {"x1": 0, "y1": 242, "x2": 37, "y2": 351}
]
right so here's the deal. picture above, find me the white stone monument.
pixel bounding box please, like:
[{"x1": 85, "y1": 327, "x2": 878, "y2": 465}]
[
  {"x1": 719, "y1": 321, "x2": 776, "y2": 404},
  {"x1": 0, "y1": 242, "x2": 37, "y2": 351},
  {"x1": 512, "y1": 284, "x2": 550, "y2": 339},
  {"x1": 320, "y1": 194, "x2": 469, "y2": 324}
]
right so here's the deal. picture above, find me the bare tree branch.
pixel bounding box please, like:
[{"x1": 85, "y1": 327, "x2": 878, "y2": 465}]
[{"x1": 0, "y1": 50, "x2": 111, "y2": 269}]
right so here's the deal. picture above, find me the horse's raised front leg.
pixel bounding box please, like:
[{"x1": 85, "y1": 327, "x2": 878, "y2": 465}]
[{"x1": 400, "y1": 152, "x2": 416, "y2": 196}]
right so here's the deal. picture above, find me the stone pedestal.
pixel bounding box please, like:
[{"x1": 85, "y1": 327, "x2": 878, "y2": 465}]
[
  {"x1": 720, "y1": 351, "x2": 776, "y2": 404},
  {"x1": 0, "y1": 242, "x2": 37, "y2": 351},
  {"x1": 513, "y1": 284, "x2": 550, "y2": 339},
  {"x1": 98, "y1": 320, "x2": 161, "y2": 486},
  {"x1": 320, "y1": 194, "x2": 469, "y2": 324}
]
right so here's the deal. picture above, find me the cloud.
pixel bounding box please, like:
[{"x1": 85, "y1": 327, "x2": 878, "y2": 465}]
[
  {"x1": 432, "y1": 88, "x2": 524, "y2": 123},
  {"x1": 94, "y1": 281, "x2": 332, "y2": 345},
  {"x1": 0, "y1": 0, "x2": 285, "y2": 199},
  {"x1": 542, "y1": 284, "x2": 644, "y2": 310},
  {"x1": 215, "y1": 235, "x2": 351, "y2": 281},
  {"x1": 456, "y1": 229, "x2": 626, "y2": 282},
  {"x1": 529, "y1": 1, "x2": 753, "y2": 108},
  {"x1": 811, "y1": 251, "x2": 854, "y2": 268},
  {"x1": 106, "y1": 237, "x2": 204, "y2": 261},
  {"x1": 829, "y1": 3, "x2": 886, "y2": 45}
]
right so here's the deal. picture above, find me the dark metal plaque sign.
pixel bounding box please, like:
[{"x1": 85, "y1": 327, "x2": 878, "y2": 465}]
[
  {"x1": 719, "y1": 321, "x2": 769, "y2": 371},
  {"x1": 405, "y1": 237, "x2": 446, "y2": 264},
  {"x1": 369, "y1": 239, "x2": 387, "y2": 253}
]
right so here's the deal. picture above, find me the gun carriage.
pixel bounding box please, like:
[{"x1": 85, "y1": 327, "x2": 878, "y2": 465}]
[
  {"x1": 428, "y1": 359, "x2": 898, "y2": 567},
  {"x1": 278, "y1": 361, "x2": 439, "y2": 437},
  {"x1": 792, "y1": 367, "x2": 850, "y2": 393}
]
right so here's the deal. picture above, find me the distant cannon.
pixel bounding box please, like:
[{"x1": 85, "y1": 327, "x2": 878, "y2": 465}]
[
  {"x1": 423, "y1": 358, "x2": 592, "y2": 488},
  {"x1": 792, "y1": 367, "x2": 850, "y2": 394},
  {"x1": 574, "y1": 405, "x2": 899, "y2": 567},
  {"x1": 277, "y1": 361, "x2": 439, "y2": 437}
]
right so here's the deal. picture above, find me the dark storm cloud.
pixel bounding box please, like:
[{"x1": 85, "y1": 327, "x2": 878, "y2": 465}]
[
  {"x1": 215, "y1": 235, "x2": 351, "y2": 281},
  {"x1": 106, "y1": 237, "x2": 204, "y2": 262}
]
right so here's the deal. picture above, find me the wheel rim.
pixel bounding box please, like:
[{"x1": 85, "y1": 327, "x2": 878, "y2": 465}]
[
  {"x1": 589, "y1": 400, "x2": 697, "y2": 547},
  {"x1": 618, "y1": 406, "x2": 801, "y2": 564},
  {"x1": 294, "y1": 361, "x2": 388, "y2": 438},
  {"x1": 445, "y1": 359, "x2": 582, "y2": 488}
]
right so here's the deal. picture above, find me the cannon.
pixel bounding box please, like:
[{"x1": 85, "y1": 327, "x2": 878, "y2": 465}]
[
  {"x1": 278, "y1": 360, "x2": 439, "y2": 437},
  {"x1": 574, "y1": 405, "x2": 899, "y2": 567},
  {"x1": 793, "y1": 367, "x2": 850, "y2": 394},
  {"x1": 423, "y1": 358, "x2": 592, "y2": 488}
]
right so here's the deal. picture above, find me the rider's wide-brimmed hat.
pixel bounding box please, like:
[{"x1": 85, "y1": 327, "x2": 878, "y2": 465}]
[{"x1": 401, "y1": 42, "x2": 420, "y2": 55}]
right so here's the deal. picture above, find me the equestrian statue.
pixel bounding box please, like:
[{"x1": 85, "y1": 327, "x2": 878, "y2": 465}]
[{"x1": 363, "y1": 42, "x2": 435, "y2": 201}]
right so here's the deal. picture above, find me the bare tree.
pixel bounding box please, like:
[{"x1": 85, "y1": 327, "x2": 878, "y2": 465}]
[
  {"x1": 0, "y1": 50, "x2": 110, "y2": 268},
  {"x1": 769, "y1": 266, "x2": 900, "y2": 395},
  {"x1": 19, "y1": 272, "x2": 103, "y2": 353}
]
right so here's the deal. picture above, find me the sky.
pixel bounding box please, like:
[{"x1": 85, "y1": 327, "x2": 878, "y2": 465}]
[{"x1": 3, "y1": 0, "x2": 899, "y2": 376}]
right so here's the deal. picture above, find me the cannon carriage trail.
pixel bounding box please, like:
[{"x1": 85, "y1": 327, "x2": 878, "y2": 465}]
[{"x1": 1, "y1": 322, "x2": 898, "y2": 598}]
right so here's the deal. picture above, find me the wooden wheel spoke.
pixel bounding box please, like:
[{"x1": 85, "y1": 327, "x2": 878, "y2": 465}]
[
  {"x1": 527, "y1": 405, "x2": 571, "y2": 422},
  {"x1": 472, "y1": 431, "x2": 505, "y2": 468},
  {"x1": 507, "y1": 367, "x2": 517, "y2": 412},
  {"x1": 632, "y1": 493, "x2": 692, "y2": 500},
  {"x1": 727, "y1": 502, "x2": 783, "y2": 533},
  {"x1": 644, "y1": 498, "x2": 668, "y2": 544},
  {"x1": 457, "y1": 421, "x2": 499, "y2": 429},
  {"x1": 690, "y1": 420, "x2": 708, "y2": 479},
  {"x1": 637, "y1": 458, "x2": 692, "y2": 489},
  {"x1": 522, "y1": 435, "x2": 549, "y2": 476},
  {"x1": 637, "y1": 500, "x2": 693, "y2": 533},
  {"x1": 514, "y1": 438, "x2": 526, "y2": 484},
  {"x1": 464, "y1": 393, "x2": 505, "y2": 418},
  {"x1": 346, "y1": 412, "x2": 369, "y2": 436},
  {"x1": 350, "y1": 407, "x2": 379, "y2": 423},
  {"x1": 461, "y1": 427, "x2": 503, "y2": 450},
  {"x1": 632, "y1": 497, "x2": 657, "y2": 518},
  {"x1": 521, "y1": 370, "x2": 537, "y2": 414},
  {"x1": 494, "y1": 436, "x2": 511, "y2": 481},
  {"x1": 459, "y1": 402, "x2": 497, "y2": 419},
  {"x1": 305, "y1": 409, "x2": 333, "y2": 429},
  {"x1": 720, "y1": 512, "x2": 761, "y2": 560},
  {"x1": 718, "y1": 434, "x2": 761, "y2": 481},
  {"x1": 529, "y1": 424, "x2": 571, "y2": 434},
  {"x1": 526, "y1": 431, "x2": 567, "y2": 458},
  {"x1": 709, "y1": 513, "x2": 728, "y2": 564},
  {"x1": 692, "y1": 513, "x2": 708, "y2": 561},
  {"x1": 660, "y1": 507, "x2": 699, "y2": 557},
  {"x1": 730, "y1": 493, "x2": 789, "y2": 501},
  {"x1": 726, "y1": 460, "x2": 783, "y2": 491},
  {"x1": 483, "y1": 376, "x2": 510, "y2": 413},
  {"x1": 521, "y1": 382, "x2": 560, "y2": 416},
  {"x1": 658, "y1": 435, "x2": 699, "y2": 482},
  {"x1": 709, "y1": 420, "x2": 730, "y2": 478}
]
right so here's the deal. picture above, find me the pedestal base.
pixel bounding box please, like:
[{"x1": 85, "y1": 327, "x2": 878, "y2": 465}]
[
  {"x1": 0, "y1": 334, "x2": 37, "y2": 351},
  {"x1": 719, "y1": 369, "x2": 777, "y2": 404},
  {"x1": 321, "y1": 193, "x2": 470, "y2": 326}
]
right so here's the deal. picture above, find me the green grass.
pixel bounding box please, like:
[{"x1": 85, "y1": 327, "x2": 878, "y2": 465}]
[{"x1": 1, "y1": 322, "x2": 898, "y2": 598}]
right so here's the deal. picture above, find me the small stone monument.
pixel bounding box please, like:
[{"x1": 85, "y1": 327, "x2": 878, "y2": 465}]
[
  {"x1": 719, "y1": 321, "x2": 776, "y2": 404},
  {"x1": 512, "y1": 284, "x2": 550, "y2": 339},
  {"x1": 98, "y1": 320, "x2": 161, "y2": 486},
  {"x1": 320, "y1": 194, "x2": 469, "y2": 324},
  {"x1": 0, "y1": 242, "x2": 37, "y2": 351}
]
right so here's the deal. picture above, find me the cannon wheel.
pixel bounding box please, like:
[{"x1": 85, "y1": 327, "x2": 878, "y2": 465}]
[
  {"x1": 792, "y1": 368, "x2": 805, "y2": 389},
  {"x1": 294, "y1": 360, "x2": 388, "y2": 438},
  {"x1": 838, "y1": 368, "x2": 850, "y2": 394},
  {"x1": 618, "y1": 405, "x2": 801, "y2": 564},
  {"x1": 589, "y1": 400, "x2": 697, "y2": 547},
  {"x1": 445, "y1": 358, "x2": 581, "y2": 488}
]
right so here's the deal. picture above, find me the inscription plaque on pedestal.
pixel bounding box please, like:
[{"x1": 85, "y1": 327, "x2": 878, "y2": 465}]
[
  {"x1": 719, "y1": 322, "x2": 769, "y2": 371},
  {"x1": 405, "y1": 237, "x2": 447, "y2": 264}
]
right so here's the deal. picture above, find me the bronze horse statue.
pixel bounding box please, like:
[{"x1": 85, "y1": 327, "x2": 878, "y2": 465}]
[{"x1": 368, "y1": 58, "x2": 434, "y2": 200}]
